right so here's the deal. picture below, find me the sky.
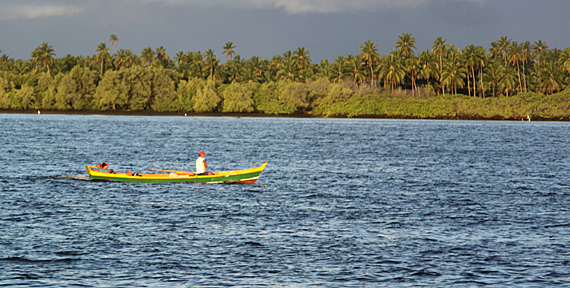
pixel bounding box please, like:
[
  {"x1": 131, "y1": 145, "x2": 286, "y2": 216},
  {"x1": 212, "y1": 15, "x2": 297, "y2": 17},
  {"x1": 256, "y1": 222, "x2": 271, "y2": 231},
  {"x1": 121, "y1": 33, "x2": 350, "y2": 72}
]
[{"x1": 1, "y1": 0, "x2": 570, "y2": 62}]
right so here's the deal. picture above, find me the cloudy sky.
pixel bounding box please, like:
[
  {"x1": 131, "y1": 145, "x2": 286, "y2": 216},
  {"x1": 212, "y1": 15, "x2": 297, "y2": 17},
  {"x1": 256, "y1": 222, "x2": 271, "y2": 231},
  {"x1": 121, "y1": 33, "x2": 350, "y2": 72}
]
[{"x1": 1, "y1": 0, "x2": 569, "y2": 61}]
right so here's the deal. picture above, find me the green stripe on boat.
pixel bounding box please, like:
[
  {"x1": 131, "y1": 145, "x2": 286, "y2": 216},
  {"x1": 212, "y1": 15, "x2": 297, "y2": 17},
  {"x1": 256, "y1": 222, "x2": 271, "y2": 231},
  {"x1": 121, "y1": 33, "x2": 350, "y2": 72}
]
[{"x1": 85, "y1": 162, "x2": 267, "y2": 184}]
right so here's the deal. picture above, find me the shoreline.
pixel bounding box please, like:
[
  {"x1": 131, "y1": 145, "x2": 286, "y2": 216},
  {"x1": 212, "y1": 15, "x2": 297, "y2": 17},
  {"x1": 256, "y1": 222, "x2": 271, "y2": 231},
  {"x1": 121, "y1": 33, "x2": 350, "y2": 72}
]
[{"x1": 1, "y1": 109, "x2": 564, "y2": 121}]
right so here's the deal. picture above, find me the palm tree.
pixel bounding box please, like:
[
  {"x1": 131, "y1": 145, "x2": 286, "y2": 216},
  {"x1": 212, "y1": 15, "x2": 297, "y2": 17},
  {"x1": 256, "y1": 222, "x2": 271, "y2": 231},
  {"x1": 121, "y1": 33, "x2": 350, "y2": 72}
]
[
  {"x1": 419, "y1": 50, "x2": 440, "y2": 90},
  {"x1": 155, "y1": 46, "x2": 169, "y2": 67},
  {"x1": 282, "y1": 50, "x2": 293, "y2": 64},
  {"x1": 495, "y1": 36, "x2": 511, "y2": 66},
  {"x1": 0, "y1": 54, "x2": 10, "y2": 70},
  {"x1": 507, "y1": 42, "x2": 523, "y2": 93},
  {"x1": 190, "y1": 51, "x2": 204, "y2": 78},
  {"x1": 246, "y1": 55, "x2": 265, "y2": 82},
  {"x1": 108, "y1": 34, "x2": 119, "y2": 55},
  {"x1": 115, "y1": 49, "x2": 135, "y2": 69},
  {"x1": 331, "y1": 56, "x2": 347, "y2": 84},
  {"x1": 40, "y1": 43, "x2": 57, "y2": 74},
  {"x1": 378, "y1": 53, "x2": 406, "y2": 92},
  {"x1": 498, "y1": 65, "x2": 516, "y2": 96},
  {"x1": 475, "y1": 46, "x2": 488, "y2": 97},
  {"x1": 32, "y1": 42, "x2": 56, "y2": 74},
  {"x1": 520, "y1": 41, "x2": 532, "y2": 92},
  {"x1": 440, "y1": 59, "x2": 467, "y2": 95},
  {"x1": 140, "y1": 47, "x2": 154, "y2": 67},
  {"x1": 489, "y1": 41, "x2": 500, "y2": 63},
  {"x1": 30, "y1": 48, "x2": 40, "y2": 73},
  {"x1": 394, "y1": 33, "x2": 416, "y2": 58},
  {"x1": 174, "y1": 51, "x2": 185, "y2": 66},
  {"x1": 222, "y1": 42, "x2": 236, "y2": 60},
  {"x1": 266, "y1": 55, "x2": 282, "y2": 82},
  {"x1": 536, "y1": 62, "x2": 563, "y2": 95},
  {"x1": 531, "y1": 40, "x2": 548, "y2": 66},
  {"x1": 293, "y1": 47, "x2": 311, "y2": 73},
  {"x1": 462, "y1": 45, "x2": 486, "y2": 97},
  {"x1": 462, "y1": 45, "x2": 477, "y2": 96},
  {"x1": 483, "y1": 62, "x2": 501, "y2": 97},
  {"x1": 561, "y1": 48, "x2": 570, "y2": 80},
  {"x1": 461, "y1": 45, "x2": 486, "y2": 97},
  {"x1": 359, "y1": 40, "x2": 380, "y2": 88},
  {"x1": 95, "y1": 42, "x2": 110, "y2": 76},
  {"x1": 14, "y1": 60, "x2": 31, "y2": 76},
  {"x1": 316, "y1": 59, "x2": 333, "y2": 80},
  {"x1": 128, "y1": 51, "x2": 140, "y2": 67},
  {"x1": 446, "y1": 45, "x2": 460, "y2": 64},
  {"x1": 0, "y1": 50, "x2": 6, "y2": 70},
  {"x1": 278, "y1": 57, "x2": 298, "y2": 81},
  {"x1": 347, "y1": 55, "x2": 365, "y2": 86},
  {"x1": 431, "y1": 37, "x2": 448, "y2": 73},
  {"x1": 204, "y1": 49, "x2": 219, "y2": 80},
  {"x1": 405, "y1": 56, "x2": 420, "y2": 96},
  {"x1": 224, "y1": 55, "x2": 243, "y2": 83}
]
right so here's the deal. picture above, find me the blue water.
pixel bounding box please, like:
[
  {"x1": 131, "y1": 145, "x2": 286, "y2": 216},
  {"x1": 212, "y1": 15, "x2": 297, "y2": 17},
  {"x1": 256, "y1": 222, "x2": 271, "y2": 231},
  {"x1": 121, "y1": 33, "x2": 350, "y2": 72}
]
[{"x1": 1, "y1": 114, "x2": 569, "y2": 287}]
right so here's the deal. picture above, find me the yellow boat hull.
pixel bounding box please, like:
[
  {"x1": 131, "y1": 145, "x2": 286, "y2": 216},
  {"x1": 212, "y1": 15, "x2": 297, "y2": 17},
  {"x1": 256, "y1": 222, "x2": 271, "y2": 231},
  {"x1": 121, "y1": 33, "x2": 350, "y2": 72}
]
[{"x1": 85, "y1": 162, "x2": 267, "y2": 183}]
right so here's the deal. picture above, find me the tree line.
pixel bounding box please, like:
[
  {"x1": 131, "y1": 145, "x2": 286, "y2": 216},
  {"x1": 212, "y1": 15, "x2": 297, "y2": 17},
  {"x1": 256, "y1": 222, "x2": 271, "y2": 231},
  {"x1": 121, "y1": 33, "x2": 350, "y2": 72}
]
[{"x1": 1, "y1": 33, "x2": 570, "y2": 119}]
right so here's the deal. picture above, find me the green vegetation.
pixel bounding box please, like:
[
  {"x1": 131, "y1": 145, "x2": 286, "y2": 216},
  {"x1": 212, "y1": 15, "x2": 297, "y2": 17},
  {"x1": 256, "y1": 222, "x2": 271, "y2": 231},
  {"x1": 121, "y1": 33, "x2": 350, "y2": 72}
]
[{"x1": 1, "y1": 35, "x2": 570, "y2": 120}]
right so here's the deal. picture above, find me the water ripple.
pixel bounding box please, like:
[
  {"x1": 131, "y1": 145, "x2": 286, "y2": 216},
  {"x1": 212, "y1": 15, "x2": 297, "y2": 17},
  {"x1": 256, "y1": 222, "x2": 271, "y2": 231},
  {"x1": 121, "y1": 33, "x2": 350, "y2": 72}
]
[{"x1": 0, "y1": 115, "x2": 569, "y2": 286}]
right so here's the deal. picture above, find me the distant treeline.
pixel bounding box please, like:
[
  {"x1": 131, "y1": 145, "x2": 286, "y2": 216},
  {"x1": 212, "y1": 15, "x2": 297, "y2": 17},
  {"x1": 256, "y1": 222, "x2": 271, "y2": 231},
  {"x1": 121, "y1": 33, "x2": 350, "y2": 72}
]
[{"x1": 1, "y1": 34, "x2": 570, "y2": 119}]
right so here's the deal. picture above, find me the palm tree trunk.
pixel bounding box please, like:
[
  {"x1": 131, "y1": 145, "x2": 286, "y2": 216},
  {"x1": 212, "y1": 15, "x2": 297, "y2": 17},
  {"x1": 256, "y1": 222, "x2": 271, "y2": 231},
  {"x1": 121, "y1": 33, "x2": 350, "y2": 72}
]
[
  {"x1": 467, "y1": 75, "x2": 471, "y2": 97},
  {"x1": 369, "y1": 63, "x2": 374, "y2": 88},
  {"x1": 439, "y1": 57, "x2": 444, "y2": 96},
  {"x1": 516, "y1": 62, "x2": 522, "y2": 93},
  {"x1": 522, "y1": 61, "x2": 527, "y2": 92},
  {"x1": 411, "y1": 71, "x2": 415, "y2": 97},
  {"x1": 412, "y1": 72, "x2": 419, "y2": 97},
  {"x1": 480, "y1": 69, "x2": 485, "y2": 98},
  {"x1": 472, "y1": 67, "x2": 477, "y2": 97}
]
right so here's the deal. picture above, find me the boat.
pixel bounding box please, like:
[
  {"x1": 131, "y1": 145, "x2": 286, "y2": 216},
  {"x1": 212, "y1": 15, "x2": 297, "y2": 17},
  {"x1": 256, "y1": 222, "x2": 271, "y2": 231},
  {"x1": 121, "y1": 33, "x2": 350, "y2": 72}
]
[{"x1": 85, "y1": 162, "x2": 267, "y2": 184}]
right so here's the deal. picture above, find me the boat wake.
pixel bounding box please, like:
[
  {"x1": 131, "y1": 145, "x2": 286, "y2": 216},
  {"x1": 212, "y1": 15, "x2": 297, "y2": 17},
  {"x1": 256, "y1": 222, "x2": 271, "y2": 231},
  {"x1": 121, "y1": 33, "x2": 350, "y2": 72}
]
[
  {"x1": 35, "y1": 175, "x2": 92, "y2": 181},
  {"x1": 56, "y1": 175, "x2": 92, "y2": 181}
]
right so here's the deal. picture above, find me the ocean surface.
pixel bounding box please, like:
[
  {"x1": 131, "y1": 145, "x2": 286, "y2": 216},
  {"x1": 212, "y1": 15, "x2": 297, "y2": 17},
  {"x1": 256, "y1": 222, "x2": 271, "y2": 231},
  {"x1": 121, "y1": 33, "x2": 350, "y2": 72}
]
[{"x1": 1, "y1": 114, "x2": 569, "y2": 287}]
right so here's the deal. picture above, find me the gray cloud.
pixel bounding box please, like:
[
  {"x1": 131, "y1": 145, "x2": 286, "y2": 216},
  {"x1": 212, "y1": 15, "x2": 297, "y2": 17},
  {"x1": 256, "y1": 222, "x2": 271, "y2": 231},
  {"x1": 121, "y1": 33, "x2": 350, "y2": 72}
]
[
  {"x1": 2, "y1": 0, "x2": 567, "y2": 62},
  {"x1": 0, "y1": 4, "x2": 83, "y2": 20},
  {"x1": 129, "y1": 0, "x2": 488, "y2": 14},
  {"x1": 0, "y1": 0, "x2": 490, "y2": 20}
]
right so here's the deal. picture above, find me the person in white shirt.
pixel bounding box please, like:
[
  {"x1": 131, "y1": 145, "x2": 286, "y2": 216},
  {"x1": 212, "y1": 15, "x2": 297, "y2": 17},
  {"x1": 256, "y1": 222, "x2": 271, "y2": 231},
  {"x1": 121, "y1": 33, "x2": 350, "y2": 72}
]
[{"x1": 195, "y1": 151, "x2": 213, "y2": 175}]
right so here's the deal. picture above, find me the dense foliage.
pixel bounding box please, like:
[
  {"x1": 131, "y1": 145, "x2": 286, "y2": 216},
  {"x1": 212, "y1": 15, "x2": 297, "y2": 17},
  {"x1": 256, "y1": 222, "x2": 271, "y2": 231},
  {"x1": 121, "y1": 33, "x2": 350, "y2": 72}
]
[{"x1": 1, "y1": 34, "x2": 570, "y2": 119}]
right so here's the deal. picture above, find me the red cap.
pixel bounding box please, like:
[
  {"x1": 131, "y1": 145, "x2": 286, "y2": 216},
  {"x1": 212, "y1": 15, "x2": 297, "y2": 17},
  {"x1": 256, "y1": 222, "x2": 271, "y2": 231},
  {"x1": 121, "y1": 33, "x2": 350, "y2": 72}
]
[{"x1": 199, "y1": 151, "x2": 205, "y2": 156}]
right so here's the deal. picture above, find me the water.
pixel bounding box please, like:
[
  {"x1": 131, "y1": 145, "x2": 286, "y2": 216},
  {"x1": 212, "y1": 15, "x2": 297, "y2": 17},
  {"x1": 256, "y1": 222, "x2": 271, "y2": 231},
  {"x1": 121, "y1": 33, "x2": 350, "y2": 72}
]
[{"x1": 1, "y1": 114, "x2": 569, "y2": 287}]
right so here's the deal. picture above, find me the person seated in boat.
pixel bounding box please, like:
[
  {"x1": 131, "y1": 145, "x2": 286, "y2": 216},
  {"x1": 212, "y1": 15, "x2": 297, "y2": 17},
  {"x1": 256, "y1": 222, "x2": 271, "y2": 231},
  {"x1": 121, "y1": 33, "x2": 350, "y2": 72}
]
[
  {"x1": 100, "y1": 162, "x2": 110, "y2": 173},
  {"x1": 125, "y1": 170, "x2": 141, "y2": 176},
  {"x1": 195, "y1": 151, "x2": 214, "y2": 175}
]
